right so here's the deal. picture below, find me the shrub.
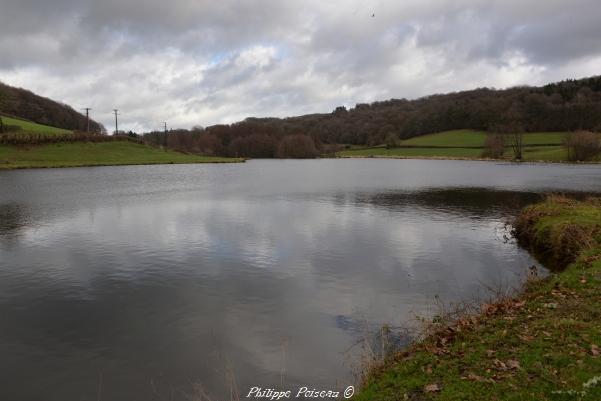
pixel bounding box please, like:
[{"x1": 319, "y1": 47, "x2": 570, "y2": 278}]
[
  {"x1": 384, "y1": 133, "x2": 400, "y2": 149},
  {"x1": 563, "y1": 131, "x2": 601, "y2": 161},
  {"x1": 481, "y1": 134, "x2": 505, "y2": 158}
]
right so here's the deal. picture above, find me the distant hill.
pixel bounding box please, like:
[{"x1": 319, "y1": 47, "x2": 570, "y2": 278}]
[
  {"x1": 0, "y1": 82, "x2": 104, "y2": 132},
  {"x1": 198, "y1": 75, "x2": 601, "y2": 157}
]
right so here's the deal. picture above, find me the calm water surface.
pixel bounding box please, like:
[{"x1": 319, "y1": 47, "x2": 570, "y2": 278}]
[{"x1": 1, "y1": 159, "x2": 601, "y2": 400}]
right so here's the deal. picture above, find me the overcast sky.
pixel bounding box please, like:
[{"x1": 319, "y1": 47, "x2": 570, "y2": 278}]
[{"x1": 1, "y1": 0, "x2": 601, "y2": 132}]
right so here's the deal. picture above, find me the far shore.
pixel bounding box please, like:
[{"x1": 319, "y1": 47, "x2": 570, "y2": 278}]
[{"x1": 333, "y1": 154, "x2": 601, "y2": 164}]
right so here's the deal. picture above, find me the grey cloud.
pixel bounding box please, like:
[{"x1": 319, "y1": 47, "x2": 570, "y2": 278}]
[
  {"x1": 1, "y1": 0, "x2": 600, "y2": 131},
  {"x1": 509, "y1": 5, "x2": 601, "y2": 64}
]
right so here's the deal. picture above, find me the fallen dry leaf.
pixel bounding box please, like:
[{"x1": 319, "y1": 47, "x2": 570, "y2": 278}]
[
  {"x1": 592, "y1": 344, "x2": 600, "y2": 356},
  {"x1": 425, "y1": 344, "x2": 446, "y2": 356},
  {"x1": 493, "y1": 359, "x2": 507, "y2": 371},
  {"x1": 424, "y1": 383, "x2": 441, "y2": 393},
  {"x1": 507, "y1": 359, "x2": 521, "y2": 370},
  {"x1": 462, "y1": 373, "x2": 488, "y2": 382}
]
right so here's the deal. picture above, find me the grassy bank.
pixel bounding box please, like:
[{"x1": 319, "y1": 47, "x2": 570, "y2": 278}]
[
  {"x1": 356, "y1": 196, "x2": 601, "y2": 400},
  {"x1": 0, "y1": 142, "x2": 242, "y2": 169},
  {"x1": 1, "y1": 115, "x2": 72, "y2": 135},
  {"x1": 337, "y1": 130, "x2": 573, "y2": 162}
]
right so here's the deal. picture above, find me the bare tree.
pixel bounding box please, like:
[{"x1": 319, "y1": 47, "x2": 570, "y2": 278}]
[
  {"x1": 489, "y1": 122, "x2": 523, "y2": 160},
  {"x1": 508, "y1": 129, "x2": 524, "y2": 161},
  {"x1": 491, "y1": 104, "x2": 525, "y2": 161}
]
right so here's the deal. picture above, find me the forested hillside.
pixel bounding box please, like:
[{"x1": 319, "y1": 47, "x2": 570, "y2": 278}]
[
  {"x1": 0, "y1": 82, "x2": 104, "y2": 132},
  {"x1": 146, "y1": 76, "x2": 601, "y2": 158},
  {"x1": 4, "y1": 76, "x2": 600, "y2": 159}
]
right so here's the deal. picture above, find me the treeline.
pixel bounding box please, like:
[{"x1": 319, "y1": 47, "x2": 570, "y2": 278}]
[
  {"x1": 318, "y1": 75, "x2": 601, "y2": 145},
  {"x1": 0, "y1": 82, "x2": 105, "y2": 132},
  {"x1": 0, "y1": 132, "x2": 131, "y2": 146},
  {"x1": 144, "y1": 76, "x2": 601, "y2": 158},
  {"x1": 143, "y1": 127, "x2": 336, "y2": 158}
]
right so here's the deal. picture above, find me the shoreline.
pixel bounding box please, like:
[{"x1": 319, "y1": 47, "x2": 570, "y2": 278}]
[
  {"x1": 334, "y1": 154, "x2": 601, "y2": 165},
  {"x1": 2, "y1": 148, "x2": 600, "y2": 170},
  {"x1": 0, "y1": 159, "x2": 245, "y2": 170},
  {"x1": 355, "y1": 196, "x2": 601, "y2": 400}
]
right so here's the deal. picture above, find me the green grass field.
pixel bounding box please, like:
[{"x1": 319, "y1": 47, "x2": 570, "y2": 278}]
[
  {"x1": 522, "y1": 146, "x2": 569, "y2": 161},
  {"x1": 356, "y1": 197, "x2": 601, "y2": 401},
  {"x1": 0, "y1": 142, "x2": 242, "y2": 169},
  {"x1": 339, "y1": 147, "x2": 483, "y2": 158},
  {"x1": 400, "y1": 130, "x2": 489, "y2": 147},
  {"x1": 399, "y1": 130, "x2": 565, "y2": 147},
  {"x1": 1, "y1": 115, "x2": 72, "y2": 135},
  {"x1": 337, "y1": 130, "x2": 576, "y2": 162}
]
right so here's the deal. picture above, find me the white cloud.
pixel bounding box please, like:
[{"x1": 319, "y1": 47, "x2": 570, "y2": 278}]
[{"x1": 1, "y1": 0, "x2": 600, "y2": 131}]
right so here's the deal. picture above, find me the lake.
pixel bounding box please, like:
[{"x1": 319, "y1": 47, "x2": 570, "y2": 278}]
[{"x1": 1, "y1": 159, "x2": 600, "y2": 401}]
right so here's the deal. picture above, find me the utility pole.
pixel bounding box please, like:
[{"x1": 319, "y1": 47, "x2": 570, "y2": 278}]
[
  {"x1": 163, "y1": 122, "x2": 168, "y2": 146},
  {"x1": 82, "y1": 108, "x2": 92, "y2": 133},
  {"x1": 113, "y1": 109, "x2": 119, "y2": 135}
]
